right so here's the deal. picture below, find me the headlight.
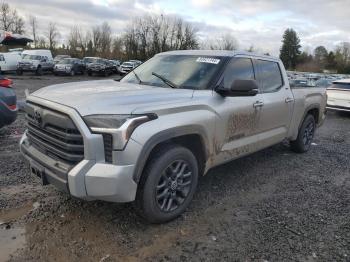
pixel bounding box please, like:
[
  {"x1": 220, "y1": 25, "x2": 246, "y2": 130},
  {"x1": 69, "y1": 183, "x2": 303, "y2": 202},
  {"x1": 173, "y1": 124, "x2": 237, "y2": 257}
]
[{"x1": 83, "y1": 114, "x2": 157, "y2": 150}]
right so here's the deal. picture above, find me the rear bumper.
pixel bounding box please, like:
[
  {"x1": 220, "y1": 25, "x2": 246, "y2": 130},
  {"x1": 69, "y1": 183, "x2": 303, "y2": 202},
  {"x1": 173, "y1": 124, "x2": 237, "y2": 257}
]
[{"x1": 0, "y1": 100, "x2": 17, "y2": 128}]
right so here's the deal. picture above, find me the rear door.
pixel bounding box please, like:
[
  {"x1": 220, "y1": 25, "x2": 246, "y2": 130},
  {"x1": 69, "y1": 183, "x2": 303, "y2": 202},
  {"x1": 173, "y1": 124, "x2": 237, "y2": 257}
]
[{"x1": 254, "y1": 59, "x2": 294, "y2": 149}]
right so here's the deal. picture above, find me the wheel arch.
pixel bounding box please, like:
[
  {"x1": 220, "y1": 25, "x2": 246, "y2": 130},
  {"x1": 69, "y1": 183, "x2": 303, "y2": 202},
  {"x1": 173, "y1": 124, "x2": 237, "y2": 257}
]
[{"x1": 132, "y1": 126, "x2": 209, "y2": 183}]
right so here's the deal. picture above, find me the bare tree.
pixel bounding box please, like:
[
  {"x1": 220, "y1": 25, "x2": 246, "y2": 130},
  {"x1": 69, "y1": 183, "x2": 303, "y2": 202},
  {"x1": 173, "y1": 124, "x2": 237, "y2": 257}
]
[
  {"x1": 0, "y1": 2, "x2": 25, "y2": 33},
  {"x1": 68, "y1": 25, "x2": 81, "y2": 56},
  {"x1": 100, "y1": 22, "x2": 112, "y2": 58},
  {"x1": 47, "y1": 22, "x2": 60, "y2": 51},
  {"x1": 0, "y1": 3, "x2": 13, "y2": 31},
  {"x1": 28, "y1": 15, "x2": 38, "y2": 47},
  {"x1": 202, "y1": 33, "x2": 238, "y2": 50},
  {"x1": 37, "y1": 36, "x2": 47, "y2": 48},
  {"x1": 92, "y1": 25, "x2": 102, "y2": 54},
  {"x1": 123, "y1": 14, "x2": 198, "y2": 60}
]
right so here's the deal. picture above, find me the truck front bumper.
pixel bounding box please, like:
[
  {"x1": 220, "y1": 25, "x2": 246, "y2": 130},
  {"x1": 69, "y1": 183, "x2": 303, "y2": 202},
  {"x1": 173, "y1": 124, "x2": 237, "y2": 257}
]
[
  {"x1": 19, "y1": 97, "x2": 141, "y2": 203},
  {"x1": 20, "y1": 132, "x2": 138, "y2": 202}
]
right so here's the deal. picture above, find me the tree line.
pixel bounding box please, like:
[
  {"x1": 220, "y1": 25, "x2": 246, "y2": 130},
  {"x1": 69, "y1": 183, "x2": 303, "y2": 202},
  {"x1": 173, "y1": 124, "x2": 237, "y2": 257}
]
[
  {"x1": 1, "y1": 2, "x2": 350, "y2": 73},
  {"x1": 0, "y1": 2, "x2": 241, "y2": 61},
  {"x1": 280, "y1": 28, "x2": 350, "y2": 73}
]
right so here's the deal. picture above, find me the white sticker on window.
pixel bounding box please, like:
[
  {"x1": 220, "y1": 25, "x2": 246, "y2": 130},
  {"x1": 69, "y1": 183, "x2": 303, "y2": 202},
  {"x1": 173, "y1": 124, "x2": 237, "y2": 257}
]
[{"x1": 196, "y1": 57, "x2": 220, "y2": 64}]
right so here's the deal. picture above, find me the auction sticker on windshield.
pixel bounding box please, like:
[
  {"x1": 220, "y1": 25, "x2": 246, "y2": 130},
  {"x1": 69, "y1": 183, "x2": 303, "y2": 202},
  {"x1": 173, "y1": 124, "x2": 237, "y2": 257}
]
[{"x1": 196, "y1": 57, "x2": 220, "y2": 64}]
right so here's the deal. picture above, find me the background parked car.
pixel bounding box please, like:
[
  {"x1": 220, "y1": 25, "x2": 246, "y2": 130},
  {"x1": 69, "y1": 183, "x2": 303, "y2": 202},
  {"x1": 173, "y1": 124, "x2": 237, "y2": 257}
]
[
  {"x1": 82, "y1": 57, "x2": 101, "y2": 67},
  {"x1": 0, "y1": 52, "x2": 22, "y2": 73},
  {"x1": 129, "y1": 59, "x2": 142, "y2": 67},
  {"x1": 119, "y1": 61, "x2": 136, "y2": 74},
  {"x1": 54, "y1": 58, "x2": 85, "y2": 76},
  {"x1": 109, "y1": 60, "x2": 121, "y2": 74},
  {"x1": 87, "y1": 58, "x2": 114, "y2": 76},
  {"x1": 17, "y1": 49, "x2": 54, "y2": 75},
  {"x1": 53, "y1": 55, "x2": 71, "y2": 64},
  {"x1": 326, "y1": 79, "x2": 350, "y2": 113},
  {"x1": 0, "y1": 75, "x2": 17, "y2": 129}
]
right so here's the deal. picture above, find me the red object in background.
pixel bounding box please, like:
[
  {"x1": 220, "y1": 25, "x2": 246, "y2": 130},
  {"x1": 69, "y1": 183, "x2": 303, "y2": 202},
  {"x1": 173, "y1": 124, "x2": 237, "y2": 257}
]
[
  {"x1": 7, "y1": 104, "x2": 17, "y2": 110},
  {"x1": 0, "y1": 78, "x2": 13, "y2": 88}
]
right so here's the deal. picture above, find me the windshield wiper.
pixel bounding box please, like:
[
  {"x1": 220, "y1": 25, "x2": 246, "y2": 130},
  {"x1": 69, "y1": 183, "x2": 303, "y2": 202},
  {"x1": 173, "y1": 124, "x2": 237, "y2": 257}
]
[
  {"x1": 152, "y1": 72, "x2": 178, "y2": 89},
  {"x1": 132, "y1": 70, "x2": 143, "y2": 84}
]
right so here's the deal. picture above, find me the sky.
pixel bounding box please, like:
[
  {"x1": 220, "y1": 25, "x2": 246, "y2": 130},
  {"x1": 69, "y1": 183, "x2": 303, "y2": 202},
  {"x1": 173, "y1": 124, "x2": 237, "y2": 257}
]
[{"x1": 8, "y1": 0, "x2": 350, "y2": 56}]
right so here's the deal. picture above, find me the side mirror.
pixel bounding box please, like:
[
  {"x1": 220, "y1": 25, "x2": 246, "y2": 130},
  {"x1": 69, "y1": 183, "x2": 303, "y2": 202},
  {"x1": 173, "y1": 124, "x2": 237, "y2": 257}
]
[{"x1": 216, "y1": 79, "x2": 259, "y2": 97}]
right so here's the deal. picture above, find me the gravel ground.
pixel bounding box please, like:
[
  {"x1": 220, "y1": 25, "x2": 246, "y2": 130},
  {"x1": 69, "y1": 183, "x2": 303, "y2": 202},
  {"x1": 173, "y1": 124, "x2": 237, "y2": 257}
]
[{"x1": 0, "y1": 74, "x2": 349, "y2": 262}]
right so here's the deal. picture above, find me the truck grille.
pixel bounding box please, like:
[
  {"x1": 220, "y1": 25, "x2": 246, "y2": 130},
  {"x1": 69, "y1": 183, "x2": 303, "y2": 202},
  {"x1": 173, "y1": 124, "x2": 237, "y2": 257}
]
[{"x1": 25, "y1": 102, "x2": 84, "y2": 164}]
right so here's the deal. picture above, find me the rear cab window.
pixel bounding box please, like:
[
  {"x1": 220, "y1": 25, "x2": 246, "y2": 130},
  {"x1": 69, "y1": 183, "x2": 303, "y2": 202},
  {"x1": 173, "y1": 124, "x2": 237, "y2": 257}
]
[
  {"x1": 221, "y1": 57, "x2": 255, "y2": 89},
  {"x1": 255, "y1": 60, "x2": 283, "y2": 93}
]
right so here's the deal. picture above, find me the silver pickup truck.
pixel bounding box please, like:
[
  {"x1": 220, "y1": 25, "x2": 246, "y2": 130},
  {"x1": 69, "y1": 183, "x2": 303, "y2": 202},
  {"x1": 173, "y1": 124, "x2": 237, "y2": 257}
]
[{"x1": 20, "y1": 50, "x2": 327, "y2": 223}]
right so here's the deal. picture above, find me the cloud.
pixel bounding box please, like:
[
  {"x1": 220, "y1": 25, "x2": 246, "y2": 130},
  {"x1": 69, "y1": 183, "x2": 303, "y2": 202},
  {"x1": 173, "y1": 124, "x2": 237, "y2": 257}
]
[{"x1": 5, "y1": 0, "x2": 350, "y2": 56}]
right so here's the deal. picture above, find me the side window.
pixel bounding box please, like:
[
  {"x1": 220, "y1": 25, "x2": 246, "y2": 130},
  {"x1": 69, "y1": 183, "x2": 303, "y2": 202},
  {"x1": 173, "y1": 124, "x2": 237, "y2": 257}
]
[
  {"x1": 222, "y1": 58, "x2": 255, "y2": 89},
  {"x1": 256, "y1": 60, "x2": 283, "y2": 93}
]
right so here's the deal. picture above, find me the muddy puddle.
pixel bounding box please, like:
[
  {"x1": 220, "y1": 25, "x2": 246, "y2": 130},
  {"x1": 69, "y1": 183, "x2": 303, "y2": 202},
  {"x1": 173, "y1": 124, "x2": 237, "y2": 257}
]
[
  {"x1": 0, "y1": 224, "x2": 26, "y2": 262},
  {"x1": 0, "y1": 202, "x2": 39, "y2": 262}
]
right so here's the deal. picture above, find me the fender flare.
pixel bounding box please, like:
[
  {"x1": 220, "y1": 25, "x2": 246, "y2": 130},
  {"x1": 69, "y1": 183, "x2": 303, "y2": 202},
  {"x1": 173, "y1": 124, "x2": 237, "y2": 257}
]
[
  {"x1": 298, "y1": 103, "x2": 320, "y2": 131},
  {"x1": 132, "y1": 125, "x2": 210, "y2": 183}
]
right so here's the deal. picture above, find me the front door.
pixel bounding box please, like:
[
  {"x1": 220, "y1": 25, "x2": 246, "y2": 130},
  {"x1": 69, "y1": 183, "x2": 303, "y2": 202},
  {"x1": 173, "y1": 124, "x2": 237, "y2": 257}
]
[{"x1": 212, "y1": 56, "x2": 264, "y2": 166}]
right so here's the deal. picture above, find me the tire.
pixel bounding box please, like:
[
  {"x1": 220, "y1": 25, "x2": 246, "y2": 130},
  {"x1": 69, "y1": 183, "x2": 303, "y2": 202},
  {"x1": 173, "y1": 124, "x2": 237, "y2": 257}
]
[
  {"x1": 70, "y1": 69, "x2": 75, "y2": 76},
  {"x1": 88, "y1": 71, "x2": 92, "y2": 76},
  {"x1": 16, "y1": 68, "x2": 23, "y2": 75},
  {"x1": 36, "y1": 66, "x2": 42, "y2": 76},
  {"x1": 135, "y1": 144, "x2": 199, "y2": 223},
  {"x1": 290, "y1": 114, "x2": 316, "y2": 153}
]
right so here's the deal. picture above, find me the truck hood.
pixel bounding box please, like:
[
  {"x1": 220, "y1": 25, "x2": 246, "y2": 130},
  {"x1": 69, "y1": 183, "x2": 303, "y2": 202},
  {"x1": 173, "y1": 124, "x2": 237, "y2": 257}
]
[{"x1": 30, "y1": 79, "x2": 194, "y2": 116}]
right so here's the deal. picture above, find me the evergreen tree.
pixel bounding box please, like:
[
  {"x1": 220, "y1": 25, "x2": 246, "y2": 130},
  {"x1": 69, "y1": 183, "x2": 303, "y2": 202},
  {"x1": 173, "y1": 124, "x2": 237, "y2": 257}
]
[
  {"x1": 314, "y1": 46, "x2": 328, "y2": 68},
  {"x1": 279, "y1": 28, "x2": 301, "y2": 69}
]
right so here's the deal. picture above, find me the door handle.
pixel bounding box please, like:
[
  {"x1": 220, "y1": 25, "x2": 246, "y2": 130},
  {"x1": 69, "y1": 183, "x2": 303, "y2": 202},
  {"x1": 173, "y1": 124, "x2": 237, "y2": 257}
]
[
  {"x1": 253, "y1": 101, "x2": 264, "y2": 108},
  {"x1": 285, "y1": 97, "x2": 294, "y2": 103}
]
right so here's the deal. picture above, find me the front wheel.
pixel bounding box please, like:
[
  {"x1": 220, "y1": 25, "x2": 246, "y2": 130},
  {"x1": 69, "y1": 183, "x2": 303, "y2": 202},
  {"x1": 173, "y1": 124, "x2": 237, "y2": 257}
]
[
  {"x1": 135, "y1": 144, "x2": 199, "y2": 223},
  {"x1": 36, "y1": 67, "x2": 42, "y2": 76},
  {"x1": 290, "y1": 114, "x2": 316, "y2": 153}
]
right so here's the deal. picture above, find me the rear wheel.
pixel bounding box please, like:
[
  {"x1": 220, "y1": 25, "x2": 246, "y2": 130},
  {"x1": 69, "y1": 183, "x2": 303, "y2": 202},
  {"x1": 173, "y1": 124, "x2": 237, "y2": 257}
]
[
  {"x1": 290, "y1": 114, "x2": 316, "y2": 153},
  {"x1": 135, "y1": 144, "x2": 199, "y2": 223}
]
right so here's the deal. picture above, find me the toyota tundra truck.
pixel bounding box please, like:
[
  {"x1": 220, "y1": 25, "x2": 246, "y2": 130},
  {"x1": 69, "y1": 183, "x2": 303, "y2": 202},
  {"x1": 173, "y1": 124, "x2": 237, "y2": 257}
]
[{"x1": 20, "y1": 50, "x2": 327, "y2": 223}]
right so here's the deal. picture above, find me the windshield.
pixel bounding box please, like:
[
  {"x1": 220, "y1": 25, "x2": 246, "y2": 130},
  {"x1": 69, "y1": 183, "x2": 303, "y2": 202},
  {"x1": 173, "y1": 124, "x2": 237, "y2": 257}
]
[
  {"x1": 329, "y1": 83, "x2": 350, "y2": 90},
  {"x1": 84, "y1": 58, "x2": 99, "y2": 63},
  {"x1": 22, "y1": 54, "x2": 41, "y2": 60},
  {"x1": 58, "y1": 58, "x2": 76, "y2": 64},
  {"x1": 121, "y1": 55, "x2": 225, "y2": 90}
]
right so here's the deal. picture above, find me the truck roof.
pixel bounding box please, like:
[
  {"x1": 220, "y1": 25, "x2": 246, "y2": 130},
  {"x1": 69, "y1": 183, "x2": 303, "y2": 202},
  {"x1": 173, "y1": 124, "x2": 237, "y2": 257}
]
[{"x1": 157, "y1": 50, "x2": 279, "y2": 61}]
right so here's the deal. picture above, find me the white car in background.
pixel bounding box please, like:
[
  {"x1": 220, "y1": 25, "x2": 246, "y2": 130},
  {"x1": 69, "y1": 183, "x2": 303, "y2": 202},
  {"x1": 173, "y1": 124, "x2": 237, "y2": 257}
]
[
  {"x1": 0, "y1": 52, "x2": 22, "y2": 72},
  {"x1": 17, "y1": 49, "x2": 54, "y2": 75},
  {"x1": 326, "y1": 79, "x2": 350, "y2": 112}
]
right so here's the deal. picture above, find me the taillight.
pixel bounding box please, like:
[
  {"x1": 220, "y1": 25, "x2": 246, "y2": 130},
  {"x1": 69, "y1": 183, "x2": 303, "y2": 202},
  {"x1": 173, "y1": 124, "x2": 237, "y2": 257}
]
[
  {"x1": 0, "y1": 78, "x2": 13, "y2": 88},
  {"x1": 7, "y1": 104, "x2": 17, "y2": 110}
]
